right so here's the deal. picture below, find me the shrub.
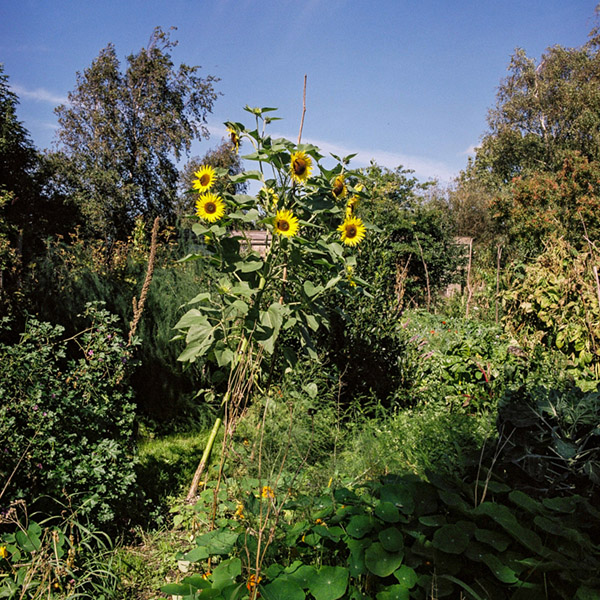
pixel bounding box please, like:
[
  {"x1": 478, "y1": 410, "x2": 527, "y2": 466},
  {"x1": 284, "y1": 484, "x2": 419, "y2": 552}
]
[{"x1": 0, "y1": 303, "x2": 137, "y2": 526}]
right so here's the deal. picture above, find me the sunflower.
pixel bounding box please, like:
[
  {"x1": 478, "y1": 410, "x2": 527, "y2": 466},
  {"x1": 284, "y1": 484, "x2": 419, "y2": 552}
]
[
  {"x1": 192, "y1": 165, "x2": 216, "y2": 192},
  {"x1": 332, "y1": 174, "x2": 347, "y2": 199},
  {"x1": 346, "y1": 195, "x2": 359, "y2": 216},
  {"x1": 274, "y1": 209, "x2": 299, "y2": 237},
  {"x1": 226, "y1": 126, "x2": 240, "y2": 153},
  {"x1": 290, "y1": 150, "x2": 313, "y2": 184},
  {"x1": 196, "y1": 193, "x2": 226, "y2": 222},
  {"x1": 338, "y1": 215, "x2": 366, "y2": 247}
]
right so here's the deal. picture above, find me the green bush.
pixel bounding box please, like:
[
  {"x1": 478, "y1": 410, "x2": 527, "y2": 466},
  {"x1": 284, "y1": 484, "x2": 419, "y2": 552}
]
[{"x1": 0, "y1": 303, "x2": 137, "y2": 526}]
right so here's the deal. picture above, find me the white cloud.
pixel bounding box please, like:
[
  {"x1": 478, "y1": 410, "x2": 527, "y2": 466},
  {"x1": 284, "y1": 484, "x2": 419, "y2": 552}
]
[
  {"x1": 303, "y1": 136, "x2": 459, "y2": 183},
  {"x1": 9, "y1": 84, "x2": 68, "y2": 105}
]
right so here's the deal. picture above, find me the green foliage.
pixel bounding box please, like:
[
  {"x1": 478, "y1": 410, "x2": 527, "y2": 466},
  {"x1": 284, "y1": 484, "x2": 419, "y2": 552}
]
[
  {"x1": 492, "y1": 152, "x2": 600, "y2": 260},
  {"x1": 51, "y1": 27, "x2": 219, "y2": 240},
  {"x1": 471, "y1": 25, "x2": 600, "y2": 187},
  {"x1": 163, "y1": 473, "x2": 600, "y2": 599},
  {"x1": 0, "y1": 303, "x2": 137, "y2": 526},
  {"x1": 0, "y1": 501, "x2": 119, "y2": 599},
  {"x1": 496, "y1": 378, "x2": 600, "y2": 499},
  {"x1": 27, "y1": 226, "x2": 212, "y2": 424},
  {"x1": 501, "y1": 238, "x2": 600, "y2": 379}
]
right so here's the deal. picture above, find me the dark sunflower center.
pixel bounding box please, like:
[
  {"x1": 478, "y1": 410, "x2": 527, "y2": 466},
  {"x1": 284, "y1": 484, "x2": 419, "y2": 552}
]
[
  {"x1": 200, "y1": 174, "x2": 211, "y2": 186},
  {"x1": 277, "y1": 219, "x2": 290, "y2": 231},
  {"x1": 346, "y1": 225, "x2": 357, "y2": 238},
  {"x1": 293, "y1": 159, "x2": 307, "y2": 176},
  {"x1": 205, "y1": 202, "x2": 217, "y2": 214},
  {"x1": 333, "y1": 183, "x2": 344, "y2": 196}
]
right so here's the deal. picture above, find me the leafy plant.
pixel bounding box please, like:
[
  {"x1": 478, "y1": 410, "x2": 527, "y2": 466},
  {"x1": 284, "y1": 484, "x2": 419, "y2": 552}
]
[{"x1": 0, "y1": 303, "x2": 137, "y2": 526}]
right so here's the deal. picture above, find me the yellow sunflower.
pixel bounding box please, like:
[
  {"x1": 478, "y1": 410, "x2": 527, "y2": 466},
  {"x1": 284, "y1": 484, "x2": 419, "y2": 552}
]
[
  {"x1": 332, "y1": 174, "x2": 347, "y2": 199},
  {"x1": 274, "y1": 209, "x2": 299, "y2": 237},
  {"x1": 226, "y1": 126, "x2": 240, "y2": 153},
  {"x1": 196, "y1": 193, "x2": 226, "y2": 222},
  {"x1": 290, "y1": 150, "x2": 313, "y2": 184},
  {"x1": 338, "y1": 216, "x2": 366, "y2": 247},
  {"x1": 192, "y1": 165, "x2": 216, "y2": 192},
  {"x1": 346, "y1": 195, "x2": 359, "y2": 216}
]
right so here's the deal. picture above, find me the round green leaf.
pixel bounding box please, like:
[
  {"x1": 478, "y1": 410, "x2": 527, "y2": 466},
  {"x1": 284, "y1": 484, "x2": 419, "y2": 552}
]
[
  {"x1": 375, "y1": 501, "x2": 401, "y2": 523},
  {"x1": 365, "y1": 542, "x2": 404, "y2": 577},
  {"x1": 378, "y1": 527, "x2": 404, "y2": 552},
  {"x1": 431, "y1": 524, "x2": 470, "y2": 554},
  {"x1": 308, "y1": 566, "x2": 349, "y2": 600},
  {"x1": 393, "y1": 565, "x2": 418, "y2": 589},
  {"x1": 263, "y1": 578, "x2": 305, "y2": 600},
  {"x1": 346, "y1": 514, "x2": 373, "y2": 538},
  {"x1": 376, "y1": 584, "x2": 410, "y2": 600}
]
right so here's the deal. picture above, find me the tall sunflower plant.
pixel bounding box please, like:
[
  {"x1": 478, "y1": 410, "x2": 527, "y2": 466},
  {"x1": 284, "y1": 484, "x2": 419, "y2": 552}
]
[{"x1": 173, "y1": 106, "x2": 373, "y2": 500}]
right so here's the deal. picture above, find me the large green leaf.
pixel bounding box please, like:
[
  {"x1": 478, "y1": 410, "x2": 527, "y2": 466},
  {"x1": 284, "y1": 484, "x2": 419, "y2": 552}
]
[
  {"x1": 308, "y1": 566, "x2": 349, "y2": 600},
  {"x1": 365, "y1": 542, "x2": 404, "y2": 577},
  {"x1": 262, "y1": 578, "x2": 305, "y2": 600},
  {"x1": 378, "y1": 527, "x2": 404, "y2": 552},
  {"x1": 393, "y1": 565, "x2": 418, "y2": 589},
  {"x1": 481, "y1": 553, "x2": 519, "y2": 584},
  {"x1": 432, "y1": 524, "x2": 470, "y2": 554},
  {"x1": 212, "y1": 558, "x2": 242, "y2": 590},
  {"x1": 376, "y1": 585, "x2": 410, "y2": 600},
  {"x1": 346, "y1": 514, "x2": 373, "y2": 538}
]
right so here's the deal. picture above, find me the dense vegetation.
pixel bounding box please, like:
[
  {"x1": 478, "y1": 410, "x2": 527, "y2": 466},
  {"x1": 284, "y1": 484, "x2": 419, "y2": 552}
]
[{"x1": 1, "y1": 16, "x2": 600, "y2": 600}]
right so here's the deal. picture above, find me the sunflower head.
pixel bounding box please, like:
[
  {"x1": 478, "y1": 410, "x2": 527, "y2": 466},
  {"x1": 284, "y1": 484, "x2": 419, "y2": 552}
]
[
  {"x1": 274, "y1": 209, "x2": 299, "y2": 237},
  {"x1": 338, "y1": 216, "x2": 366, "y2": 247},
  {"x1": 226, "y1": 127, "x2": 240, "y2": 152},
  {"x1": 332, "y1": 174, "x2": 347, "y2": 199},
  {"x1": 290, "y1": 150, "x2": 313, "y2": 184},
  {"x1": 196, "y1": 193, "x2": 226, "y2": 223},
  {"x1": 192, "y1": 165, "x2": 216, "y2": 192}
]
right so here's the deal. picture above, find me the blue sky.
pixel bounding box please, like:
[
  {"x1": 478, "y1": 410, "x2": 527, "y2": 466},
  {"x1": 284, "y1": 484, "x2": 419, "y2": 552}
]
[{"x1": 1, "y1": 0, "x2": 597, "y2": 184}]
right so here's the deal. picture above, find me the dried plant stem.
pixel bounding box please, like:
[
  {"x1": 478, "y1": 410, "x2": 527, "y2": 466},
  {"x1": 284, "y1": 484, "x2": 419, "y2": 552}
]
[
  {"x1": 465, "y1": 237, "x2": 473, "y2": 318},
  {"x1": 128, "y1": 216, "x2": 160, "y2": 345},
  {"x1": 495, "y1": 244, "x2": 503, "y2": 324},
  {"x1": 414, "y1": 234, "x2": 431, "y2": 311}
]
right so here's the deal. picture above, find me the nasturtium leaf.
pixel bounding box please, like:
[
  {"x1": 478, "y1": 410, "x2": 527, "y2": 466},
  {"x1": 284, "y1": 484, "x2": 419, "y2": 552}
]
[
  {"x1": 365, "y1": 542, "x2": 404, "y2": 577},
  {"x1": 376, "y1": 584, "x2": 410, "y2": 600},
  {"x1": 379, "y1": 484, "x2": 415, "y2": 514},
  {"x1": 212, "y1": 557, "x2": 242, "y2": 590},
  {"x1": 182, "y1": 574, "x2": 210, "y2": 589},
  {"x1": 160, "y1": 583, "x2": 193, "y2": 594},
  {"x1": 379, "y1": 527, "x2": 404, "y2": 552},
  {"x1": 393, "y1": 565, "x2": 418, "y2": 589},
  {"x1": 473, "y1": 528, "x2": 510, "y2": 552},
  {"x1": 509, "y1": 490, "x2": 544, "y2": 514},
  {"x1": 262, "y1": 578, "x2": 305, "y2": 600},
  {"x1": 542, "y1": 496, "x2": 578, "y2": 513},
  {"x1": 195, "y1": 530, "x2": 239, "y2": 555},
  {"x1": 183, "y1": 545, "x2": 209, "y2": 562},
  {"x1": 431, "y1": 524, "x2": 470, "y2": 554},
  {"x1": 308, "y1": 566, "x2": 349, "y2": 600},
  {"x1": 418, "y1": 515, "x2": 447, "y2": 527},
  {"x1": 285, "y1": 564, "x2": 317, "y2": 589},
  {"x1": 346, "y1": 514, "x2": 373, "y2": 538},
  {"x1": 481, "y1": 553, "x2": 519, "y2": 584},
  {"x1": 375, "y1": 501, "x2": 401, "y2": 523}
]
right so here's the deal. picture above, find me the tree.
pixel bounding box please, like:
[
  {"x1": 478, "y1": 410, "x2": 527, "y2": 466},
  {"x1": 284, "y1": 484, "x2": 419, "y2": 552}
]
[
  {"x1": 0, "y1": 64, "x2": 38, "y2": 312},
  {"x1": 469, "y1": 18, "x2": 600, "y2": 187},
  {"x1": 52, "y1": 27, "x2": 219, "y2": 240}
]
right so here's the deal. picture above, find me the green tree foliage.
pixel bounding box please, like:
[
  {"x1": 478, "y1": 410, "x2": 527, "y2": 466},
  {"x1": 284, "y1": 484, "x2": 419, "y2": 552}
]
[
  {"x1": 0, "y1": 64, "x2": 38, "y2": 312},
  {"x1": 51, "y1": 27, "x2": 219, "y2": 240},
  {"x1": 492, "y1": 151, "x2": 600, "y2": 259},
  {"x1": 471, "y1": 23, "x2": 600, "y2": 187}
]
